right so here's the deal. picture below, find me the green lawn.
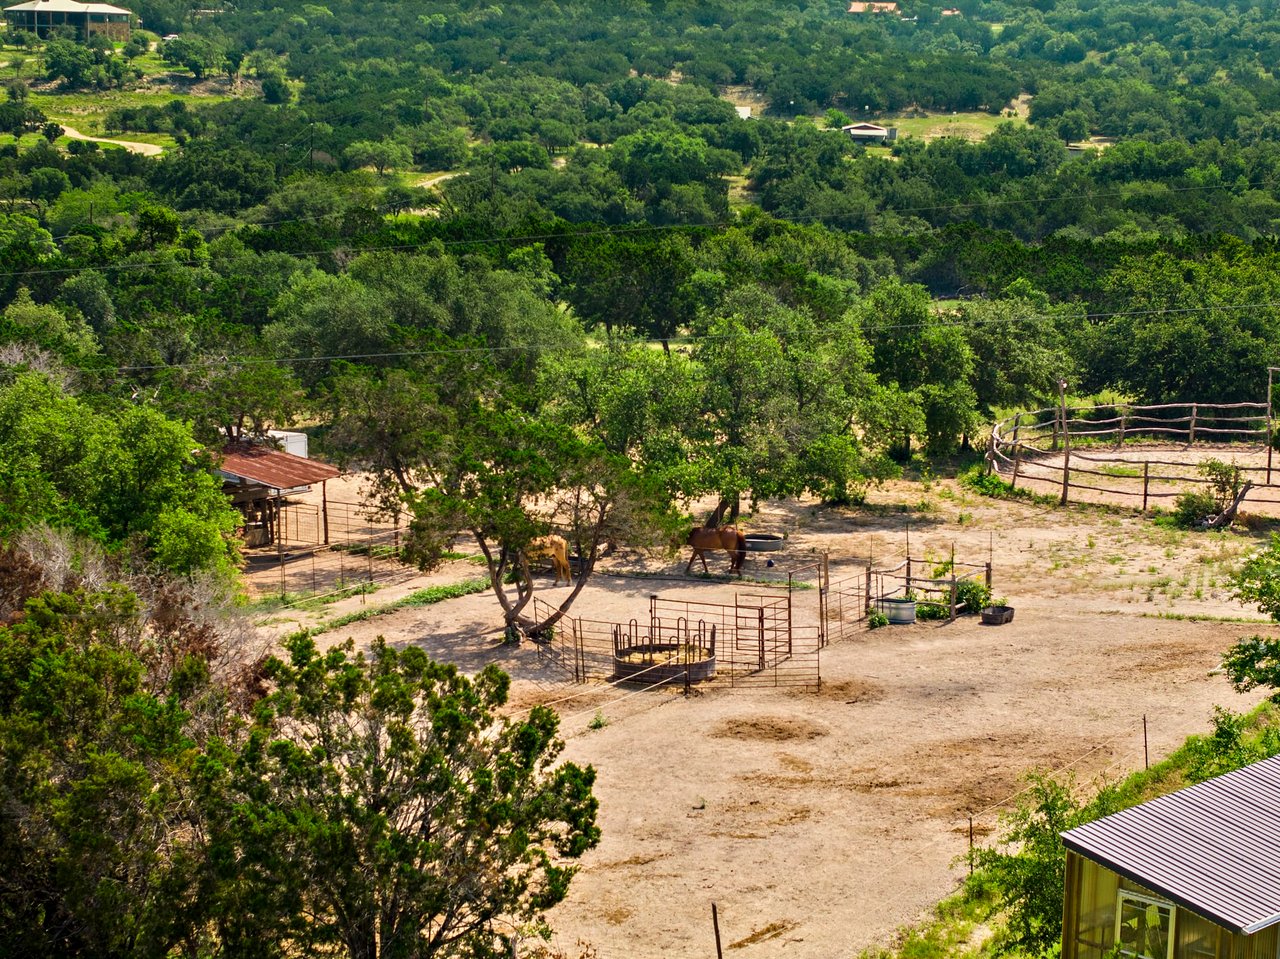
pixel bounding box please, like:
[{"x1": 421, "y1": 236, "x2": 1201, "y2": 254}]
[
  {"x1": 891, "y1": 109, "x2": 1025, "y2": 142},
  {"x1": 0, "y1": 41, "x2": 238, "y2": 145}
]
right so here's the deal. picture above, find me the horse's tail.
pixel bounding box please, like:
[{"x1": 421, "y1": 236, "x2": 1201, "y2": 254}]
[{"x1": 734, "y1": 531, "x2": 747, "y2": 568}]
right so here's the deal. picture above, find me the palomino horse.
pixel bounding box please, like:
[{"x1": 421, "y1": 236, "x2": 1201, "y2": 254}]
[
  {"x1": 685, "y1": 526, "x2": 747, "y2": 575},
  {"x1": 524, "y1": 534, "x2": 572, "y2": 586}
]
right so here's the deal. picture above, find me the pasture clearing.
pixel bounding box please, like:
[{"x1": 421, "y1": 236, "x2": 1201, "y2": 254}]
[
  {"x1": 243, "y1": 472, "x2": 1271, "y2": 958},
  {"x1": 0, "y1": 42, "x2": 240, "y2": 150},
  {"x1": 891, "y1": 108, "x2": 1024, "y2": 141}
]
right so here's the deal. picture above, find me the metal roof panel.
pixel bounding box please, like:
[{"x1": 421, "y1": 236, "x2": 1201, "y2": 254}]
[
  {"x1": 1062, "y1": 755, "x2": 1280, "y2": 934},
  {"x1": 219, "y1": 442, "x2": 340, "y2": 490}
]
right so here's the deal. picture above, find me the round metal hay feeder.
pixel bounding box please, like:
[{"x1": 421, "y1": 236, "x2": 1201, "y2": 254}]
[{"x1": 743, "y1": 533, "x2": 785, "y2": 552}]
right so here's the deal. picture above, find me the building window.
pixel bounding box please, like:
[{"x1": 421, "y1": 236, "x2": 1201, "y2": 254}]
[{"x1": 1116, "y1": 891, "x2": 1175, "y2": 959}]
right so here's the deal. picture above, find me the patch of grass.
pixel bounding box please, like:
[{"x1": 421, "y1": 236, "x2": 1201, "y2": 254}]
[
  {"x1": 859, "y1": 878, "x2": 998, "y2": 959},
  {"x1": 441, "y1": 550, "x2": 488, "y2": 565},
  {"x1": 246, "y1": 580, "x2": 381, "y2": 613},
  {"x1": 610, "y1": 568, "x2": 812, "y2": 589},
  {"x1": 958, "y1": 464, "x2": 1056, "y2": 506},
  {"x1": 333, "y1": 541, "x2": 401, "y2": 560},
  {"x1": 284, "y1": 577, "x2": 490, "y2": 640},
  {"x1": 1096, "y1": 463, "x2": 1144, "y2": 478},
  {"x1": 1140, "y1": 611, "x2": 1272, "y2": 624},
  {"x1": 891, "y1": 109, "x2": 1021, "y2": 142},
  {"x1": 1100, "y1": 700, "x2": 1280, "y2": 808}
]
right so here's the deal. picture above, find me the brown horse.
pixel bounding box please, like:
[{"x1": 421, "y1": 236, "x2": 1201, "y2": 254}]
[
  {"x1": 524, "y1": 534, "x2": 572, "y2": 586},
  {"x1": 686, "y1": 526, "x2": 747, "y2": 575}
]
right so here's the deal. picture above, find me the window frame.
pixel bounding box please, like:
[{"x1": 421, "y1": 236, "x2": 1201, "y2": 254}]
[{"x1": 1115, "y1": 889, "x2": 1177, "y2": 959}]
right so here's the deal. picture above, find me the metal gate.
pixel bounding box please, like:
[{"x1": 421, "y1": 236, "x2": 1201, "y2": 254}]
[{"x1": 532, "y1": 586, "x2": 821, "y2": 688}]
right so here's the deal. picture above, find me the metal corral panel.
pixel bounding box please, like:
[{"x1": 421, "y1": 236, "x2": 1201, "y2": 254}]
[{"x1": 1062, "y1": 755, "x2": 1280, "y2": 934}]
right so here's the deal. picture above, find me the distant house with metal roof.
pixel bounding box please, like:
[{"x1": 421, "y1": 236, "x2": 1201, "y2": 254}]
[
  {"x1": 3, "y1": 0, "x2": 133, "y2": 38},
  {"x1": 841, "y1": 122, "x2": 898, "y2": 143},
  {"x1": 1061, "y1": 755, "x2": 1280, "y2": 959}
]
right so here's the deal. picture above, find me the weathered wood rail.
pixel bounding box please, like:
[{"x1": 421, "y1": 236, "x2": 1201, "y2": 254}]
[{"x1": 987, "y1": 401, "x2": 1280, "y2": 509}]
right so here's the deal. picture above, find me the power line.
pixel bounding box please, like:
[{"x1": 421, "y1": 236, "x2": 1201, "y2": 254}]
[{"x1": 63, "y1": 296, "x2": 1280, "y2": 376}]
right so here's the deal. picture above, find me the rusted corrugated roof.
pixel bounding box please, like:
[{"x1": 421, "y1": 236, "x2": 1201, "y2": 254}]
[
  {"x1": 1062, "y1": 754, "x2": 1280, "y2": 933},
  {"x1": 219, "y1": 442, "x2": 340, "y2": 491}
]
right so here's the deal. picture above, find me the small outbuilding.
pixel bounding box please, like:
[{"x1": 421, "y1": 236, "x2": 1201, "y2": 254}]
[
  {"x1": 219, "y1": 441, "x2": 340, "y2": 548},
  {"x1": 841, "y1": 122, "x2": 898, "y2": 143},
  {"x1": 3, "y1": 0, "x2": 133, "y2": 38},
  {"x1": 847, "y1": 1, "x2": 899, "y2": 11},
  {"x1": 1061, "y1": 755, "x2": 1280, "y2": 959}
]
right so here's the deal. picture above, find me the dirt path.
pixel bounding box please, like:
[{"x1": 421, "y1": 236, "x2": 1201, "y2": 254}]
[
  {"x1": 59, "y1": 125, "x2": 164, "y2": 156},
  {"x1": 247, "y1": 478, "x2": 1274, "y2": 957},
  {"x1": 415, "y1": 171, "x2": 463, "y2": 189}
]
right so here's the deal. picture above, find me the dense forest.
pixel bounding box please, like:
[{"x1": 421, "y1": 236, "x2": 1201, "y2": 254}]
[
  {"x1": 0, "y1": 0, "x2": 1279, "y2": 578},
  {"x1": 5, "y1": 0, "x2": 1280, "y2": 952}
]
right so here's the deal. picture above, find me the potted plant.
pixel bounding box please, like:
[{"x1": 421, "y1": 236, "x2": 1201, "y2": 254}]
[{"x1": 980, "y1": 599, "x2": 1015, "y2": 625}]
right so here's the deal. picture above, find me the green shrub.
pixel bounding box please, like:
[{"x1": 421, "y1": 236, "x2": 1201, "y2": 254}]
[
  {"x1": 958, "y1": 464, "x2": 1053, "y2": 504},
  {"x1": 1173, "y1": 491, "x2": 1217, "y2": 528},
  {"x1": 955, "y1": 579, "x2": 992, "y2": 613},
  {"x1": 917, "y1": 601, "x2": 949, "y2": 620},
  {"x1": 868, "y1": 610, "x2": 889, "y2": 629}
]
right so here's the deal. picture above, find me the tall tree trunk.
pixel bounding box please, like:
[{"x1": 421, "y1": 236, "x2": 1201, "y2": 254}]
[{"x1": 706, "y1": 497, "x2": 730, "y2": 528}]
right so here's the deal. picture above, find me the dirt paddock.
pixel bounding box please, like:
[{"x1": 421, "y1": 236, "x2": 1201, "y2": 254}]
[{"x1": 245, "y1": 475, "x2": 1276, "y2": 958}]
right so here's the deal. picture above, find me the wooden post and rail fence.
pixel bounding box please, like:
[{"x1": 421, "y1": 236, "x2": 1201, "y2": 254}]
[{"x1": 986, "y1": 399, "x2": 1280, "y2": 511}]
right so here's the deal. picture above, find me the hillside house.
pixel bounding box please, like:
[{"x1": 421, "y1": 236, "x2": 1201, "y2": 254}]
[
  {"x1": 1060, "y1": 755, "x2": 1280, "y2": 959},
  {"x1": 3, "y1": 0, "x2": 133, "y2": 38},
  {"x1": 841, "y1": 122, "x2": 898, "y2": 143},
  {"x1": 847, "y1": 1, "x2": 899, "y2": 12}
]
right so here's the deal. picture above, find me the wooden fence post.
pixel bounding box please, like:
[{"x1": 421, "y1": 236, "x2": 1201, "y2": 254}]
[
  {"x1": 1060, "y1": 444, "x2": 1072, "y2": 506},
  {"x1": 1059, "y1": 381, "x2": 1071, "y2": 506},
  {"x1": 905, "y1": 557, "x2": 912, "y2": 597},
  {"x1": 985, "y1": 562, "x2": 992, "y2": 589},
  {"x1": 865, "y1": 564, "x2": 872, "y2": 615},
  {"x1": 321, "y1": 479, "x2": 330, "y2": 545},
  {"x1": 949, "y1": 574, "x2": 958, "y2": 623},
  {"x1": 1009, "y1": 417, "x2": 1022, "y2": 488},
  {"x1": 1116, "y1": 406, "x2": 1126, "y2": 449},
  {"x1": 1142, "y1": 461, "x2": 1150, "y2": 513},
  {"x1": 1189, "y1": 403, "x2": 1198, "y2": 445}
]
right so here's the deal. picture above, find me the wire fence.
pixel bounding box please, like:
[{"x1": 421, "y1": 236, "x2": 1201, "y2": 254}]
[{"x1": 243, "y1": 497, "x2": 422, "y2": 600}]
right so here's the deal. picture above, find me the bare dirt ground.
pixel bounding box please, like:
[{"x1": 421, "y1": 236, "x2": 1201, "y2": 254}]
[
  {"x1": 243, "y1": 474, "x2": 1276, "y2": 958},
  {"x1": 59, "y1": 124, "x2": 164, "y2": 156},
  {"x1": 1002, "y1": 443, "x2": 1280, "y2": 517}
]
